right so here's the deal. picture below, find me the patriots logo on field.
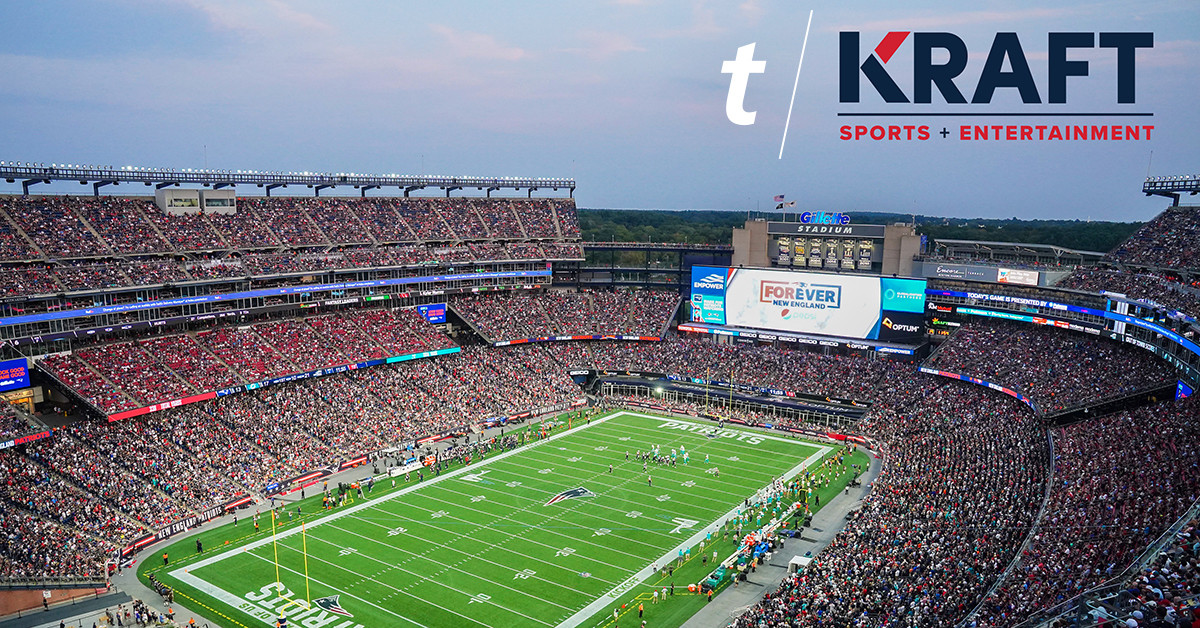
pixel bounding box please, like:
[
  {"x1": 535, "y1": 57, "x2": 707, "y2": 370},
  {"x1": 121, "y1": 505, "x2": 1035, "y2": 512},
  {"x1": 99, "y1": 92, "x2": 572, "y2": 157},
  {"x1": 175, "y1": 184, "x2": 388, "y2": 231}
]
[
  {"x1": 545, "y1": 487, "x2": 596, "y2": 506},
  {"x1": 313, "y1": 595, "x2": 352, "y2": 617}
]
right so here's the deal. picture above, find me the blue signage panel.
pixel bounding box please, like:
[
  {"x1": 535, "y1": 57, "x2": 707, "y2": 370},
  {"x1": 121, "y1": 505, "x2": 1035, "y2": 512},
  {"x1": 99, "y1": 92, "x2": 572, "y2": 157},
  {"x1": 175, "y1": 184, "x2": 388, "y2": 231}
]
[
  {"x1": 0, "y1": 358, "x2": 30, "y2": 392},
  {"x1": 418, "y1": 304, "x2": 447, "y2": 324},
  {"x1": 689, "y1": 266, "x2": 729, "y2": 325}
]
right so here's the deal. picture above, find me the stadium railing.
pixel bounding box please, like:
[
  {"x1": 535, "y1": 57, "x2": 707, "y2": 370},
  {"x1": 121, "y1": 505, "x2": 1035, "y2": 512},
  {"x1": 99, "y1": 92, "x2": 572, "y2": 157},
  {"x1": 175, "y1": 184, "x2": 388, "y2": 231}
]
[{"x1": 1010, "y1": 494, "x2": 1200, "y2": 628}]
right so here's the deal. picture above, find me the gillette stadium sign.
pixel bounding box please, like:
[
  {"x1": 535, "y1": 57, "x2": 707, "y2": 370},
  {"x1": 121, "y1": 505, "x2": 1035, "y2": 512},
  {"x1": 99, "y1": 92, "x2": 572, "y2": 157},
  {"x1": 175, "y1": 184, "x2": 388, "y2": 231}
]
[{"x1": 797, "y1": 212, "x2": 851, "y2": 225}]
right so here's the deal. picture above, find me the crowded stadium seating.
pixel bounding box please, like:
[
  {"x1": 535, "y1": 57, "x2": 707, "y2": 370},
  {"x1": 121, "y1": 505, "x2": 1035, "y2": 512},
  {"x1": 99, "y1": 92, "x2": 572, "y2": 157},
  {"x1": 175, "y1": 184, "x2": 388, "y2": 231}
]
[
  {"x1": 978, "y1": 396, "x2": 1200, "y2": 625},
  {"x1": 451, "y1": 289, "x2": 679, "y2": 341},
  {"x1": 36, "y1": 308, "x2": 458, "y2": 413},
  {"x1": 1058, "y1": 267, "x2": 1200, "y2": 318},
  {"x1": 587, "y1": 336, "x2": 891, "y2": 401},
  {"x1": 733, "y1": 369, "x2": 1049, "y2": 628},
  {"x1": 925, "y1": 318, "x2": 1176, "y2": 411},
  {"x1": 0, "y1": 194, "x2": 582, "y2": 297},
  {"x1": 1106, "y1": 205, "x2": 1200, "y2": 270}
]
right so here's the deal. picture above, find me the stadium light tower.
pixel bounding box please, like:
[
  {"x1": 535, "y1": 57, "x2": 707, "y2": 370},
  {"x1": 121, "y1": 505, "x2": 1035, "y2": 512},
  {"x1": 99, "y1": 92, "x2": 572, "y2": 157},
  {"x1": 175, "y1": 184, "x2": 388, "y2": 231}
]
[{"x1": 1143, "y1": 175, "x2": 1200, "y2": 206}]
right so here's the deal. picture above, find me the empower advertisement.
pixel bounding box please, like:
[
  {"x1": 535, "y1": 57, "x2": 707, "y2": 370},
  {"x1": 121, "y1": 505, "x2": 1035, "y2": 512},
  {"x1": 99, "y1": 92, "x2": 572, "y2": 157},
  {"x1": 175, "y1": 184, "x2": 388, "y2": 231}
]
[{"x1": 691, "y1": 266, "x2": 926, "y2": 341}]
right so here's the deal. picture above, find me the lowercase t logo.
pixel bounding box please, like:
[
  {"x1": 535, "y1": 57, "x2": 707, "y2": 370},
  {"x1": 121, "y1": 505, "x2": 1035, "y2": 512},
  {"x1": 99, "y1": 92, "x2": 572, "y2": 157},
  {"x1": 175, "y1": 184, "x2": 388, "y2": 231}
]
[{"x1": 721, "y1": 43, "x2": 766, "y2": 125}]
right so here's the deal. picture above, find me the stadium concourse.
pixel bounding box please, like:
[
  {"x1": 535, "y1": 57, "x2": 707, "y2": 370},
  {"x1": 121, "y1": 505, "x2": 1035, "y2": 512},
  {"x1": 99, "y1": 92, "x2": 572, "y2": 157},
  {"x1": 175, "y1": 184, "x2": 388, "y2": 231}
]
[{"x1": 2, "y1": 200, "x2": 1200, "y2": 628}]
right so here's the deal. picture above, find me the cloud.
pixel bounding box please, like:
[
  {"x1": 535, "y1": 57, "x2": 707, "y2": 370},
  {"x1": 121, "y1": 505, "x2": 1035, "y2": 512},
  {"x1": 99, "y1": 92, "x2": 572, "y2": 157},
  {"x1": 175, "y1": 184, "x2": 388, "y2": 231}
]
[
  {"x1": 835, "y1": 8, "x2": 1076, "y2": 32},
  {"x1": 564, "y1": 31, "x2": 645, "y2": 60},
  {"x1": 429, "y1": 24, "x2": 528, "y2": 61},
  {"x1": 739, "y1": 0, "x2": 764, "y2": 24},
  {"x1": 262, "y1": 0, "x2": 333, "y2": 33},
  {"x1": 1141, "y1": 39, "x2": 1200, "y2": 68},
  {"x1": 655, "y1": 0, "x2": 723, "y2": 39},
  {"x1": 160, "y1": 0, "x2": 332, "y2": 35}
]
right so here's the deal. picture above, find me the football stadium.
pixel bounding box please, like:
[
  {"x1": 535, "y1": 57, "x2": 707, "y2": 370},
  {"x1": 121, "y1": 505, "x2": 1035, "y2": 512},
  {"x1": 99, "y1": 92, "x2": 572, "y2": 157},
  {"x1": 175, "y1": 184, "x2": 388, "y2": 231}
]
[
  {"x1": 0, "y1": 175, "x2": 1196, "y2": 628},
  {"x1": 2, "y1": 3, "x2": 1199, "y2": 628}
]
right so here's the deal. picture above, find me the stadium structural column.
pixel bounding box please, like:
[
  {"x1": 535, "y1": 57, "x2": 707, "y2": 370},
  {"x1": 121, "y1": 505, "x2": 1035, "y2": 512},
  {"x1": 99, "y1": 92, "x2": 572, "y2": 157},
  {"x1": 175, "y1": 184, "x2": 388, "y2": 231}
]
[
  {"x1": 445, "y1": 186, "x2": 461, "y2": 198},
  {"x1": 313, "y1": 184, "x2": 333, "y2": 197},
  {"x1": 359, "y1": 185, "x2": 379, "y2": 198},
  {"x1": 527, "y1": 186, "x2": 538, "y2": 198},
  {"x1": 92, "y1": 180, "x2": 117, "y2": 198},
  {"x1": 264, "y1": 183, "x2": 285, "y2": 197},
  {"x1": 21, "y1": 179, "x2": 48, "y2": 196},
  {"x1": 404, "y1": 185, "x2": 423, "y2": 197},
  {"x1": 156, "y1": 182, "x2": 179, "y2": 189},
  {"x1": 486, "y1": 186, "x2": 500, "y2": 197}
]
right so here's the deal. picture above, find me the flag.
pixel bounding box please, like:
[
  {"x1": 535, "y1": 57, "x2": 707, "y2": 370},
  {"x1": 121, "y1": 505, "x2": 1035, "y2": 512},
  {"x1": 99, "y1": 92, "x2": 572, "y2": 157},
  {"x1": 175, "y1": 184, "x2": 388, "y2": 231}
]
[
  {"x1": 773, "y1": 195, "x2": 785, "y2": 202},
  {"x1": 776, "y1": 203, "x2": 784, "y2": 209},
  {"x1": 786, "y1": 201, "x2": 796, "y2": 207}
]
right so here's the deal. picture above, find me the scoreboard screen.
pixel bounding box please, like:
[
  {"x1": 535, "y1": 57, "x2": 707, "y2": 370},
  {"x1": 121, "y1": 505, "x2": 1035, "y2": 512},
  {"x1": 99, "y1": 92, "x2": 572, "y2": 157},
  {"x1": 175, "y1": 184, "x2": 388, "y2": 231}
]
[{"x1": 689, "y1": 266, "x2": 926, "y2": 342}]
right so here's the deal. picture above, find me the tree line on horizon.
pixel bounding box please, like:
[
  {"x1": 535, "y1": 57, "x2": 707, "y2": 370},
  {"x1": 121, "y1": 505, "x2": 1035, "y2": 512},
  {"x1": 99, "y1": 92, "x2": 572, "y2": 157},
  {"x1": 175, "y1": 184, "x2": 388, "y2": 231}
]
[{"x1": 578, "y1": 209, "x2": 1144, "y2": 254}]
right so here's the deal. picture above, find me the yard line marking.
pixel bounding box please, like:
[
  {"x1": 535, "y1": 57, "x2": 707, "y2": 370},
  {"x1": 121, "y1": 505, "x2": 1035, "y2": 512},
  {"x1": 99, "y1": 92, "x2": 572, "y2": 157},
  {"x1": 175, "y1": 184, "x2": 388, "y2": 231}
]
[
  {"x1": 344, "y1": 516, "x2": 609, "y2": 595},
  {"x1": 567, "y1": 424, "x2": 812, "y2": 468},
  {"x1": 433, "y1": 484, "x2": 674, "y2": 548},
  {"x1": 554, "y1": 437, "x2": 831, "y2": 628},
  {"x1": 496, "y1": 458, "x2": 737, "y2": 509},
  {"x1": 506, "y1": 451, "x2": 756, "y2": 499},
  {"x1": 172, "y1": 557, "x2": 440, "y2": 628},
  {"x1": 396, "y1": 491, "x2": 653, "y2": 562},
  {"x1": 170, "y1": 411, "x2": 623, "y2": 574},
  {"x1": 251, "y1": 537, "x2": 555, "y2": 626},
  {"x1": 291, "y1": 524, "x2": 575, "y2": 612},
  {"x1": 435, "y1": 481, "x2": 683, "y2": 541}
]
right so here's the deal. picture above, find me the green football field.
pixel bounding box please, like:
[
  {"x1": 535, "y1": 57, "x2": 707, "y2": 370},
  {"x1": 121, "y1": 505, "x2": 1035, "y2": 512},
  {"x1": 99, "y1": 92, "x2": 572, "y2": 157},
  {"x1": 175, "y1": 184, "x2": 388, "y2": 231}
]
[{"x1": 147, "y1": 411, "x2": 835, "y2": 628}]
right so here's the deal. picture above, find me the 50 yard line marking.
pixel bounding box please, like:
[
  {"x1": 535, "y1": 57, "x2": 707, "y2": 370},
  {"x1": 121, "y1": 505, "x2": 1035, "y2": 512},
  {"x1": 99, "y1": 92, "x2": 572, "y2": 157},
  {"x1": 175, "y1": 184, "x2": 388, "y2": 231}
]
[{"x1": 779, "y1": 9, "x2": 814, "y2": 159}]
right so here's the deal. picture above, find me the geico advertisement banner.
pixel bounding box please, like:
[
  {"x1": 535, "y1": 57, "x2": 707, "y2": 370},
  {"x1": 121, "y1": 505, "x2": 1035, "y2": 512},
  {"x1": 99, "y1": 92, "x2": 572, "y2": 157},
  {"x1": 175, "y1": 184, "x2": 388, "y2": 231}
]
[{"x1": 724, "y1": 268, "x2": 883, "y2": 339}]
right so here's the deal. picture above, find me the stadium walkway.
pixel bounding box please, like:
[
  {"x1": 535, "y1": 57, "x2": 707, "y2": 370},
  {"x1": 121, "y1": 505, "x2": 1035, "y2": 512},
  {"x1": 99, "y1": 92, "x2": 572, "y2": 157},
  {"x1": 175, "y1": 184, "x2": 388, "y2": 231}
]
[
  {"x1": 679, "y1": 447, "x2": 884, "y2": 628},
  {"x1": 0, "y1": 592, "x2": 131, "y2": 628}
]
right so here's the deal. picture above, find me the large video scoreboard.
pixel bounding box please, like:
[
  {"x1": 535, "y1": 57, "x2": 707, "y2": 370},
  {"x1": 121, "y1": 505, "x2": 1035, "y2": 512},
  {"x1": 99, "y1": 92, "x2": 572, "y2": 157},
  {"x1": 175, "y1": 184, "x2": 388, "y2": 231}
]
[{"x1": 689, "y1": 266, "x2": 927, "y2": 342}]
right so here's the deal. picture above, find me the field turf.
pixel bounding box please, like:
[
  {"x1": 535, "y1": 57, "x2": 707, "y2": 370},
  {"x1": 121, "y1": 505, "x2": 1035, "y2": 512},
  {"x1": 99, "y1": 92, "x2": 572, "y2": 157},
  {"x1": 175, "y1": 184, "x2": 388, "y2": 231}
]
[{"x1": 143, "y1": 411, "x2": 842, "y2": 628}]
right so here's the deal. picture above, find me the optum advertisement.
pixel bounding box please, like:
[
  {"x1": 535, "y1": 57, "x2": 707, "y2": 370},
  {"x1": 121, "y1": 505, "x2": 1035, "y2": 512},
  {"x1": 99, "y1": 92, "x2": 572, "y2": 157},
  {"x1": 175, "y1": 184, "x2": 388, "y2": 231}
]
[{"x1": 690, "y1": 266, "x2": 926, "y2": 341}]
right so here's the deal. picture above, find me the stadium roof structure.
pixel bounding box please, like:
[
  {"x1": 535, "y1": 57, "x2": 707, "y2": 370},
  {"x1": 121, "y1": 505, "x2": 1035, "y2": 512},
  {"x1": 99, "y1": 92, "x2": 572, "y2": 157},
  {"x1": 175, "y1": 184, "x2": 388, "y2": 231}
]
[
  {"x1": 0, "y1": 160, "x2": 575, "y2": 198},
  {"x1": 932, "y1": 239, "x2": 1106, "y2": 264},
  {"x1": 1143, "y1": 174, "x2": 1200, "y2": 206}
]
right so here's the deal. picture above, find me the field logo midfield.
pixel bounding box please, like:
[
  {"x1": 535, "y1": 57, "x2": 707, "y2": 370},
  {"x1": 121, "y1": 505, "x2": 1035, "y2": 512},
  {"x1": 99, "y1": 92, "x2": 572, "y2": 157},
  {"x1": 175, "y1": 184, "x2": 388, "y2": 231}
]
[{"x1": 545, "y1": 487, "x2": 596, "y2": 506}]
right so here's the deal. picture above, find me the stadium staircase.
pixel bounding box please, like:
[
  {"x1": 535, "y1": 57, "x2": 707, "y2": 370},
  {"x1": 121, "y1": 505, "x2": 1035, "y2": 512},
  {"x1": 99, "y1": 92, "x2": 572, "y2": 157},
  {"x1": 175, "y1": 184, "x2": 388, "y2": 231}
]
[
  {"x1": 251, "y1": 327, "x2": 301, "y2": 375},
  {"x1": 128, "y1": 203, "x2": 174, "y2": 249},
  {"x1": 195, "y1": 213, "x2": 234, "y2": 250},
  {"x1": 387, "y1": 205, "x2": 420, "y2": 242},
  {"x1": 76, "y1": 356, "x2": 141, "y2": 410},
  {"x1": 466, "y1": 200, "x2": 492, "y2": 238},
  {"x1": 292, "y1": 205, "x2": 334, "y2": 245},
  {"x1": 139, "y1": 342, "x2": 203, "y2": 396},
  {"x1": 536, "y1": 294, "x2": 560, "y2": 335},
  {"x1": 444, "y1": 303, "x2": 495, "y2": 343},
  {"x1": 67, "y1": 208, "x2": 118, "y2": 256},
  {"x1": 192, "y1": 334, "x2": 251, "y2": 386},
  {"x1": 429, "y1": 203, "x2": 459, "y2": 240},
  {"x1": 0, "y1": 207, "x2": 46, "y2": 260},
  {"x1": 240, "y1": 203, "x2": 285, "y2": 247},
  {"x1": 506, "y1": 200, "x2": 531, "y2": 238},
  {"x1": 20, "y1": 451, "x2": 152, "y2": 535},
  {"x1": 548, "y1": 202, "x2": 565, "y2": 238},
  {"x1": 342, "y1": 204, "x2": 378, "y2": 245}
]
